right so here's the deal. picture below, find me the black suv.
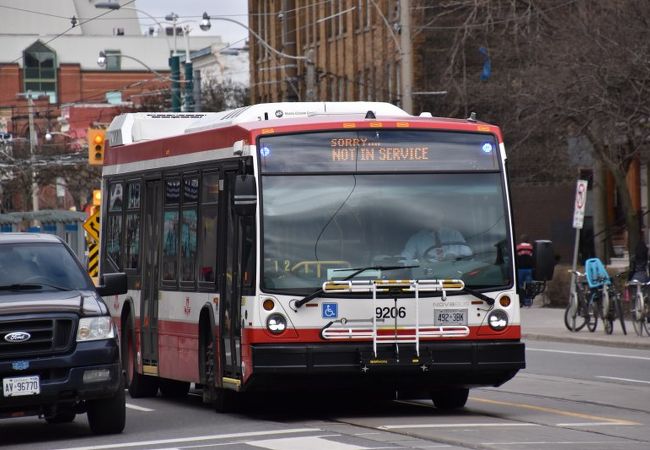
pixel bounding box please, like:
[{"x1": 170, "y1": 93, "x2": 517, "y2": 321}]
[{"x1": 0, "y1": 233, "x2": 127, "y2": 434}]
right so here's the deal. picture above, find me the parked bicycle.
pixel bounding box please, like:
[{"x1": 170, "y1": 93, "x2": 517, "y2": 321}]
[
  {"x1": 564, "y1": 269, "x2": 596, "y2": 332},
  {"x1": 627, "y1": 279, "x2": 650, "y2": 336},
  {"x1": 584, "y1": 257, "x2": 627, "y2": 335}
]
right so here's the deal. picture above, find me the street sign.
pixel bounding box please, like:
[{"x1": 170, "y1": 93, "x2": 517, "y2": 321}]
[
  {"x1": 572, "y1": 179, "x2": 588, "y2": 229},
  {"x1": 83, "y1": 209, "x2": 100, "y2": 242},
  {"x1": 87, "y1": 240, "x2": 99, "y2": 277}
]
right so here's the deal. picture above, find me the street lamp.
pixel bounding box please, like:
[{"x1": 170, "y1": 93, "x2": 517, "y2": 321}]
[
  {"x1": 95, "y1": 3, "x2": 184, "y2": 111},
  {"x1": 97, "y1": 51, "x2": 172, "y2": 80},
  {"x1": 199, "y1": 13, "x2": 316, "y2": 101},
  {"x1": 44, "y1": 130, "x2": 73, "y2": 142}
]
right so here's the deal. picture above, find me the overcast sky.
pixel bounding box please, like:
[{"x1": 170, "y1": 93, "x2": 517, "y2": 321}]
[{"x1": 134, "y1": 0, "x2": 249, "y2": 48}]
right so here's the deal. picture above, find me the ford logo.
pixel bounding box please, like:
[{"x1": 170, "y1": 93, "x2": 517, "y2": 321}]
[{"x1": 4, "y1": 331, "x2": 32, "y2": 343}]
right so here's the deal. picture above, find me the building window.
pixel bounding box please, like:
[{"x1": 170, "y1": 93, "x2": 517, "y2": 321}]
[
  {"x1": 22, "y1": 40, "x2": 57, "y2": 103},
  {"x1": 104, "y1": 50, "x2": 121, "y2": 71}
]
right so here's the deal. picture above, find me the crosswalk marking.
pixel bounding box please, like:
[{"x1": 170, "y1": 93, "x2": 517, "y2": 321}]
[{"x1": 248, "y1": 436, "x2": 369, "y2": 450}]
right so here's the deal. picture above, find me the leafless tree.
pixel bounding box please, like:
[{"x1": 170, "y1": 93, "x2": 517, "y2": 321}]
[{"x1": 414, "y1": 0, "x2": 650, "y2": 255}]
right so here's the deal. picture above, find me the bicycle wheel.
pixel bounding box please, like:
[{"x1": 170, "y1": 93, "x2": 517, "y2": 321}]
[
  {"x1": 642, "y1": 299, "x2": 650, "y2": 336},
  {"x1": 602, "y1": 288, "x2": 614, "y2": 334},
  {"x1": 564, "y1": 292, "x2": 587, "y2": 332},
  {"x1": 615, "y1": 294, "x2": 626, "y2": 335},
  {"x1": 586, "y1": 294, "x2": 599, "y2": 332},
  {"x1": 632, "y1": 292, "x2": 645, "y2": 336}
]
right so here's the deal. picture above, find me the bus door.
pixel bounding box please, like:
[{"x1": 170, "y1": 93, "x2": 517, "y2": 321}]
[
  {"x1": 219, "y1": 170, "x2": 243, "y2": 382},
  {"x1": 140, "y1": 179, "x2": 162, "y2": 372}
]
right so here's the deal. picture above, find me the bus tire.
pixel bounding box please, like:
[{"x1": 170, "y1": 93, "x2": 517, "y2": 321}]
[
  {"x1": 122, "y1": 314, "x2": 159, "y2": 398},
  {"x1": 159, "y1": 378, "x2": 190, "y2": 398},
  {"x1": 431, "y1": 388, "x2": 469, "y2": 410},
  {"x1": 214, "y1": 388, "x2": 236, "y2": 413},
  {"x1": 200, "y1": 324, "x2": 217, "y2": 404}
]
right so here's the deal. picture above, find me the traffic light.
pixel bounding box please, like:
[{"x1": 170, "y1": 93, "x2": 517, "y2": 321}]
[{"x1": 87, "y1": 128, "x2": 106, "y2": 165}]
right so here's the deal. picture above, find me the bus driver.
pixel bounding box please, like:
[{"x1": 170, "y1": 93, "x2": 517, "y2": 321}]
[{"x1": 401, "y1": 214, "x2": 473, "y2": 263}]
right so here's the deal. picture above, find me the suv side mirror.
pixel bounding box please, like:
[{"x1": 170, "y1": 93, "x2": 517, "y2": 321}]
[
  {"x1": 97, "y1": 272, "x2": 127, "y2": 296},
  {"x1": 532, "y1": 240, "x2": 555, "y2": 281},
  {"x1": 233, "y1": 174, "x2": 256, "y2": 216}
]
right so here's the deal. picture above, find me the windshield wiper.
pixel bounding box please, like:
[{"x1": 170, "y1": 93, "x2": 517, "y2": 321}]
[
  {"x1": 294, "y1": 265, "x2": 418, "y2": 308},
  {"x1": 0, "y1": 283, "x2": 44, "y2": 291},
  {"x1": 460, "y1": 287, "x2": 494, "y2": 305},
  {"x1": 0, "y1": 283, "x2": 68, "y2": 292}
]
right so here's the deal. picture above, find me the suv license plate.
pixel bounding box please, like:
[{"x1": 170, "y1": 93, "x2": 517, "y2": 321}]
[
  {"x1": 3, "y1": 375, "x2": 40, "y2": 397},
  {"x1": 434, "y1": 309, "x2": 468, "y2": 326}
]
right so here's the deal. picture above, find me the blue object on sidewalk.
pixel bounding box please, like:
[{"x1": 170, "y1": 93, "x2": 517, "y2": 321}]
[{"x1": 585, "y1": 257, "x2": 611, "y2": 288}]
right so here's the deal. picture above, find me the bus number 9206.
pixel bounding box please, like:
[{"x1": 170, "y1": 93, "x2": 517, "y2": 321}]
[{"x1": 376, "y1": 306, "x2": 407, "y2": 319}]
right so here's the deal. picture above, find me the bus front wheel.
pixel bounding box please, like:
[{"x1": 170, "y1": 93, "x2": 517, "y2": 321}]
[{"x1": 122, "y1": 314, "x2": 159, "y2": 398}]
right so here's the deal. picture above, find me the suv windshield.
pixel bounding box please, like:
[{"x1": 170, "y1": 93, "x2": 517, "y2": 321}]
[{"x1": 0, "y1": 242, "x2": 93, "y2": 292}]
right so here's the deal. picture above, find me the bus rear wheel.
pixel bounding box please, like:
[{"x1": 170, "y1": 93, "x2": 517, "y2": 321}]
[
  {"x1": 122, "y1": 314, "x2": 159, "y2": 398},
  {"x1": 431, "y1": 388, "x2": 469, "y2": 410}
]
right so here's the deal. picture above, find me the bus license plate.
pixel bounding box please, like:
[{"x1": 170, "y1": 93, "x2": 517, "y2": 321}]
[
  {"x1": 434, "y1": 309, "x2": 467, "y2": 326},
  {"x1": 3, "y1": 376, "x2": 40, "y2": 397}
]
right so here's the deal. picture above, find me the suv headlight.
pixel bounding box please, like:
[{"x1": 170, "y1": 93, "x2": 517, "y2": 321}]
[{"x1": 77, "y1": 317, "x2": 115, "y2": 342}]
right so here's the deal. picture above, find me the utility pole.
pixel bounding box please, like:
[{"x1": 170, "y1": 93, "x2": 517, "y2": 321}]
[
  {"x1": 281, "y1": 0, "x2": 298, "y2": 101},
  {"x1": 305, "y1": 49, "x2": 316, "y2": 102},
  {"x1": 400, "y1": 0, "x2": 413, "y2": 114},
  {"x1": 26, "y1": 92, "x2": 39, "y2": 214},
  {"x1": 183, "y1": 25, "x2": 194, "y2": 112},
  {"x1": 168, "y1": 13, "x2": 181, "y2": 112},
  {"x1": 193, "y1": 69, "x2": 202, "y2": 112}
]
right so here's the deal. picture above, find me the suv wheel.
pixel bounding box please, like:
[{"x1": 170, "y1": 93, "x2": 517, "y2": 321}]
[{"x1": 86, "y1": 379, "x2": 126, "y2": 434}]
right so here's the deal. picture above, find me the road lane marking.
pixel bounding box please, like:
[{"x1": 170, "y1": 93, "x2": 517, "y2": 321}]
[
  {"x1": 125, "y1": 403, "x2": 154, "y2": 412},
  {"x1": 596, "y1": 375, "x2": 650, "y2": 384},
  {"x1": 527, "y1": 347, "x2": 650, "y2": 361},
  {"x1": 481, "y1": 441, "x2": 629, "y2": 446},
  {"x1": 248, "y1": 436, "x2": 368, "y2": 450},
  {"x1": 379, "y1": 423, "x2": 538, "y2": 429},
  {"x1": 52, "y1": 428, "x2": 321, "y2": 450},
  {"x1": 471, "y1": 397, "x2": 640, "y2": 425},
  {"x1": 555, "y1": 422, "x2": 637, "y2": 427}
]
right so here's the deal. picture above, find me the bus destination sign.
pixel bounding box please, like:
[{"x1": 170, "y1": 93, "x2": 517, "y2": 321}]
[{"x1": 259, "y1": 130, "x2": 499, "y2": 173}]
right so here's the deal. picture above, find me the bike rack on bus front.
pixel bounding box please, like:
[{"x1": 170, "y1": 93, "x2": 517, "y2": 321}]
[{"x1": 320, "y1": 279, "x2": 468, "y2": 360}]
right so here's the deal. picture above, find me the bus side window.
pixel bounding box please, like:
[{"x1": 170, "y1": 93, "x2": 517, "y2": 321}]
[{"x1": 199, "y1": 172, "x2": 219, "y2": 286}]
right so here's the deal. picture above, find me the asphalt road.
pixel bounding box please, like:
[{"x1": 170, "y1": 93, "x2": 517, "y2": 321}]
[{"x1": 1, "y1": 339, "x2": 649, "y2": 450}]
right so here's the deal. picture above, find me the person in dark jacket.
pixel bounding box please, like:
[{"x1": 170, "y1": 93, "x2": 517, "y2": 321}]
[{"x1": 516, "y1": 234, "x2": 534, "y2": 306}]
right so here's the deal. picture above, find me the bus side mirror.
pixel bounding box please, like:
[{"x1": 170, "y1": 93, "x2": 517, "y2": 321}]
[
  {"x1": 97, "y1": 272, "x2": 128, "y2": 296},
  {"x1": 233, "y1": 175, "x2": 257, "y2": 216},
  {"x1": 532, "y1": 240, "x2": 555, "y2": 281}
]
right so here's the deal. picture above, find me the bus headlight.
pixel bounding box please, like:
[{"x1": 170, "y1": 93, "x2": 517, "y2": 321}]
[
  {"x1": 266, "y1": 314, "x2": 287, "y2": 335},
  {"x1": 487, "y1": 309, "x2": 508, "y2": 331},
  {"x1": 77, "y1": 317, "x2": 115, "y2": 341}
]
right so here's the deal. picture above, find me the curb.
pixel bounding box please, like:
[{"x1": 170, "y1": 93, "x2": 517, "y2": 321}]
[{"x1": 522, "y1": 332, "x2": 650, "y2": 350}]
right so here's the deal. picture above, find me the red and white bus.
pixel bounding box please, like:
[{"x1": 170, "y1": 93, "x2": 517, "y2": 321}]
[{"x1": 100, "y1": 102, "x2": 553, "y2": 410}]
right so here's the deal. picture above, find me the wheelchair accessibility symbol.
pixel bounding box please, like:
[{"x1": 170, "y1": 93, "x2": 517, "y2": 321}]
[{"x1": 322, "y1": 302, "x2": 338, "y2": 319}]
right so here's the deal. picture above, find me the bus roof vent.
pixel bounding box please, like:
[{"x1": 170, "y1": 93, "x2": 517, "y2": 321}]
[
  {"x1": 107, "y1": 112, "x2": 220, "y2": 145},
  {"x1": 419, "y1": 112, "x2": 433, "y2": 118},
  {"x1": 185, "y1": 102, "x2": 409, "y2": 133}
]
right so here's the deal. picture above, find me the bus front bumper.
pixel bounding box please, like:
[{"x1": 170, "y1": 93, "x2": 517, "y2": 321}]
[{"x1": 249, "y1": 340, "x2": 525, "y2": 392}]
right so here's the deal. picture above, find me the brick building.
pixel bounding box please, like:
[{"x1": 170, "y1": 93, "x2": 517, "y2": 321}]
[
  {"x1": 248, "y1": 0, "x2": 406, "y2": 106},
  {"x1": 0, "y1": 0, "x2": 224, "y2": 214}
]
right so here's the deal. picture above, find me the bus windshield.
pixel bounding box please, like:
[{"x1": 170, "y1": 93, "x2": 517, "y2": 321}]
[{"x1": 260, "y1": 132, "x2": 512, "y2": 294}]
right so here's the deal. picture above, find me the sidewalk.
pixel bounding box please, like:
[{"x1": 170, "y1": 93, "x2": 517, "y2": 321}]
[{"x1": 520, "y1": 306, "x2": 650, "y2": 350}]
